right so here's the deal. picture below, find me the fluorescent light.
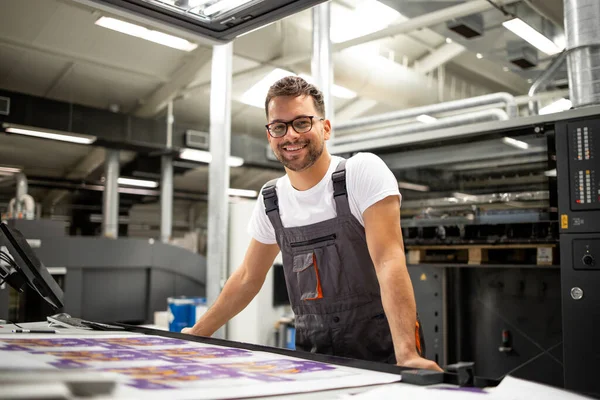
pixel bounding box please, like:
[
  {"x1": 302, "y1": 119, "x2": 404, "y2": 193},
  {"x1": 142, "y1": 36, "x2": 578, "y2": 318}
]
[
  {"x1": 118, "y1": 177, "x2": 159, "y2": 188},
  {"x1": 240, "y1": 69, "x2": 358, "y2": 109},
  {"x1": 0, "y1": 166, "x2": 21, "y2": 174},
  {"x1": 298, "y1": 74, "x2": 357, "y2": 99},
  {"x1": 544, "y1": 169, "x2": 557, "y2": 177},
  {"x1": 3, "y1": 123, "x2": 96, "y2": 144},
  {"x1": 452, "y1": 192, "x2": 478, "y2": 201},
  {"x1": 179, "y1": 148, "x2": 245, "y2": 167},
  {"x1": 502, "y1": 18, "x2": 564, "y2": 55},
  {"x1": 398, "y1": 181, "x2": 430, "y2": 192},
  {"x1": 539, "y1": 98, "x2": 572, "y2": 115},
  {"x1": 95, "y1": 17, "x2": 197, "y2": 52},
  {"x1": 502, "y1": 137, "x2": 529, "y2": 150},
  {"x1": 416, "y1": 114, "x2": 437, "y2": 124},
  {"x1": 476, "y1": 53, "x2": 483, "y2": 59},
  {"x1": 203, "y1": 0, "x2": 254, "y2": 16},
  {"x1": 228, "y1": 188, "x2": 258, "y2": 198}
]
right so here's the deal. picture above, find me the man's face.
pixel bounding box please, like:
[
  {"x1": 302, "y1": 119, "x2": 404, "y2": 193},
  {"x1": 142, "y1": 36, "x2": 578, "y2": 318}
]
[{"x1": 266, "y1": 95, "x2": 331, "y2": 172}]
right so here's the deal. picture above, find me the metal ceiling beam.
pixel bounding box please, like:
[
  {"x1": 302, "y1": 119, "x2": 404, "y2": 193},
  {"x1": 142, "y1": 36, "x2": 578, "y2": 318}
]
[
  {"x1": 336, "y1": 98, "x2": 379, "y2": 122},
  {"x1": 415, "y1": 42, "x2": 466, "y2": 74},
  {"x1": 42, "y1": 147, "x2": 136, "y2": 208},
  {"x1": 0, "y1": 36, "x2": 169, "y2": 83},
  {"x1": 134, "y1": 47, "x2": 212, "y2": 117},
  {"x1": 380, "y1": 137, "x2": 547, "y2": 170}
]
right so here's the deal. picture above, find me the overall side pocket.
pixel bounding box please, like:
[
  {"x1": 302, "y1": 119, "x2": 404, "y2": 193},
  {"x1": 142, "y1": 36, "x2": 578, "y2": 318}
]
[{"x1": 292, "y1": 252, "x2": 323, "y2": 301}]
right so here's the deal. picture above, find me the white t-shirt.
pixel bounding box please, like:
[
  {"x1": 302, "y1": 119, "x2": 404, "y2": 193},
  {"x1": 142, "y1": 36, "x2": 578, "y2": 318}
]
[{"x1": 248, "y1": 152, "x2": 402, "y2": 245}]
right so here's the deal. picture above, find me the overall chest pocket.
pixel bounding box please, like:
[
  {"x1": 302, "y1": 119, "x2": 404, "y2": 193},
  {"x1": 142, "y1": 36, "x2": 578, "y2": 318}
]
[{"x1": 291, "y1": 235, "x2": 349, "y2": 300}]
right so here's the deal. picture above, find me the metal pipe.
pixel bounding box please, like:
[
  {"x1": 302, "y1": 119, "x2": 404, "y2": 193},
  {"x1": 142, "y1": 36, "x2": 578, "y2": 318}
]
[
  {"x1": 160, "y1": 101, "x2": 174, "y2": 243},
  {"x1": 312, "y1": 2, "x2": 333, "y2": 140},
  {"x1": 102, "y1": 149, "x2": 120, "y2": 238},
  {"x1": 336, "y1": 93, "x2": 517, "y2": 133},
  {"x1": 333, "y1": 109, "x2": 509, "y2": 148},
  {"x1": 565, "y1": 0, "x2": 600, "y2": 108},
  {"x1": 206, "y1": 42, "x2": 233, "y2": 339},
  {"x1": 528, "y1": 50, "x2": 569, "y2": 115}
]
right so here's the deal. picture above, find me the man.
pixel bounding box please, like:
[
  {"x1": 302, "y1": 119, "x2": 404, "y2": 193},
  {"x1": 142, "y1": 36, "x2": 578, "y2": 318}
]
[{"x1": 183, "y1": 76, "x2": 441, "y2": 371}]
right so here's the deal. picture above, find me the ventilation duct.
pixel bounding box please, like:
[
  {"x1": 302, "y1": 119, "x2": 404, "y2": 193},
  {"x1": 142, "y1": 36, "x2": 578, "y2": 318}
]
[
  {"x1": 507, "y1": 40, "x2": 539, "y2": 69},
  {"x1": 447, "y1": 13, "x2": 484, "y2": 38},
  {"x1": 565, "y1": 0, "x2": 600, "y2": 108}
]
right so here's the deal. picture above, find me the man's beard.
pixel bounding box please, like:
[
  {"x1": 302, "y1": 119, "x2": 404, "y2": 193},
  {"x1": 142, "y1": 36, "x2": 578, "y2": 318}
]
[{"x1": 274, "y1": 137, "x2": 324, "y2": 172}]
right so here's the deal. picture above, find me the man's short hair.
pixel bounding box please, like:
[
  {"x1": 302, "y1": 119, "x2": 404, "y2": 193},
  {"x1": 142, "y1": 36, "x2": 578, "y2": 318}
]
[{"x1": 265, "y1": 76, "x2": 325, "y2": 119}]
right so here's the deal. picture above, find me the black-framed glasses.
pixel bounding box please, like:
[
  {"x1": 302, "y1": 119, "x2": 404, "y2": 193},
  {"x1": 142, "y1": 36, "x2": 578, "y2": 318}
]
[{"x1": 265, "y1": 116, "x2": 324, "y2": 138}]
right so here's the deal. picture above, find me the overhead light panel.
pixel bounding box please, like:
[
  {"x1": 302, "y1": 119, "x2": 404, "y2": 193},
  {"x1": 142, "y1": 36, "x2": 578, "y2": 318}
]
[
  {"x1": 416, "y1": 114, "x2": 437, "y2": 124},
  {"x1": 539, "y1": 98, "x2": 572, "y2": 115},
  {"x1": 0, "y1": 166, "x2": 21, "y2": 174},
  {"x1": 398, "y1": 181, "x2": 430, "y2": 192},
  {"x1": 330, "y1": 0, "x2": 400, "y2": 44},
  {"x1": 241, "y1": 69, "x2": 358, "y2": 109},
  {"x1": 502, "y1": 18, "x2": 564, "y2": 56},
  {"x1": 502, "y1": 137, "x2": 529, "y2": 150},
  {"x1": 241, "y1": 68, "x2": 295, "y2": 108},
  {"x1": 118, "y1": 177, "x2": 159, "y2": 188},
  {"x1": 180, "y1": 148, "x2": 244, "y2": 167},
  {"x1": 228, "y1": 188, "x2": 258, "y2": 198},
  {"x1": 3, "y1": 123, "x2": 96, "y2": 145},
  {"x1": 298, "y1": 75, "x2": 357, "y2": 99},
  {"x1": 544, "y1": 169, "x2": 557, "y2": 177},
  {"x1": 95, "y1": 16, "x2": 198, "y2": 51}
]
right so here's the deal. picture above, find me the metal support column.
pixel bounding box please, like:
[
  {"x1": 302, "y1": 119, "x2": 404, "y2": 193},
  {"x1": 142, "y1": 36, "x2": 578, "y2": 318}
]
[
  {"x1": 312, "y1": 2, "x2": 333, "y2": 140},
  {"x1": 207, "y1": 42, "x2": 233, "y2": 339},
  {"x1": 102, "y1": 149, "x2": 120, "y2": 238},
  {"x1": 161, "y1": 101, "x2": 174, "y2": 243}
]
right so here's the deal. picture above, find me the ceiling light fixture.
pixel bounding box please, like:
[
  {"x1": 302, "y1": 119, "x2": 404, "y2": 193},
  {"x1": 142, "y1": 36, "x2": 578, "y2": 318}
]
[
  {"x1": 398, "y1": 181, "x2": 430, "y2": 192},
  {"x1": 228, "y1": 188, "x2": 258, "y2": 198},
  {"x1": 0, "y1": 166, "x2": 21, "y2": 174},
  {"x1": 95, "y1": 16, "x2": 198, "y2": 52},
  {"x1": 476, "y1": 53, "x2": 483, "y2": 59},
  {"x1": 502, "y1": 18, "x2": 564, "y2": 56},
  {"x1": 2, "y1": 123, "x2": 96, "y2": 145},
  {"x1": 118, "y1": 177, "x2": 159, "y2": 188},
  {"x1": 180, "y1": 148, "x2": 244, "y2": 167},
  {"x1": 502, "y1": 137, "x2": 529, "y2": 150},
  {"x1": 241, "y1": 69, "x2": 357, "y2": 108},
  {"x1": 539, "y1": 98, "x2": 572, "y2": 115},
  {"x1": 416, "y1": 114, "x2": 437, "y2": 124}
]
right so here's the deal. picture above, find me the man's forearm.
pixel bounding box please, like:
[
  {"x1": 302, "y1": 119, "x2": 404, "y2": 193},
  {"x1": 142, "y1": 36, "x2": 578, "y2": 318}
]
[
  {"x1": 190, "y1": 266, "x2": 264, "y2": 336},
  {"x1": 376, "y1": 255, "x2": 419, "y2": 362}
]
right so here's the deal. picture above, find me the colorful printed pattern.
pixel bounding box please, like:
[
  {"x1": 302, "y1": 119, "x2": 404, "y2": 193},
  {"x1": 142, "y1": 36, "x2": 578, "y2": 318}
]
[{"x1": 0, "y1": 336, "x2": 337, "y2": 391}]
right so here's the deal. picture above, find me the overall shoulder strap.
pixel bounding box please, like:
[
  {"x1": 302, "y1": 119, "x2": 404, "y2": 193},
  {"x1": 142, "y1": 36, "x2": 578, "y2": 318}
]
[
  {"x1": 332, "y1": 159, "x2": 351, "y2": 217},
  {"x1": 262, "y1": 179, "x2": 284, "y2": 232}
]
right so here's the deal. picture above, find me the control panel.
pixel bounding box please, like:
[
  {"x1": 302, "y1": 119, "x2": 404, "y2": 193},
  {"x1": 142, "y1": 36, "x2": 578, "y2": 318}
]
[
  {"x1": 569, "y1": 122, "x2": 599, "y2": 210},
  {"x1": 572, "y1": 239, "x2": 600, "y2": 270}
]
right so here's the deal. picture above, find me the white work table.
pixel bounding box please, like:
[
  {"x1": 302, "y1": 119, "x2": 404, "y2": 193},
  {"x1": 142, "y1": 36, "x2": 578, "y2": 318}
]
[{"x1": 0, "y1": 322, "x2": 590, "y2": 400}]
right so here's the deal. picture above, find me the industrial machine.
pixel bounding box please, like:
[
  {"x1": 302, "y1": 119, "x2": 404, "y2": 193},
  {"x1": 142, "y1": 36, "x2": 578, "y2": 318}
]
[{"x1": 556, "y1": 117, "x2": 600, "y2": 397}]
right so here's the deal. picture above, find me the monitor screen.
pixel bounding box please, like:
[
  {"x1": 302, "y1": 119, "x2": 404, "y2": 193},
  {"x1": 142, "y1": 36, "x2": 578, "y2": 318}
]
[{"x1": 0, "y1": 222, "x2": 64, "y2": 310}]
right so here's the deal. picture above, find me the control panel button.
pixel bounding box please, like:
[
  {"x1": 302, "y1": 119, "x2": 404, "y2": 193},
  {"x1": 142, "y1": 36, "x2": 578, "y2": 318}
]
[
  {"x1": 571, "y1": 287, "x2": 584, "y2": 300},
  {"x1": 582, "y1": 254, "x2": 595, "y2": 266}
]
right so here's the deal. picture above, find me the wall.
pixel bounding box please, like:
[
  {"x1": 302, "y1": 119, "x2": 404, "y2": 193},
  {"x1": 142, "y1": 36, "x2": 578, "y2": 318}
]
[{"x1": 227, "y1": 199, "x2": 290, "y2": 346}]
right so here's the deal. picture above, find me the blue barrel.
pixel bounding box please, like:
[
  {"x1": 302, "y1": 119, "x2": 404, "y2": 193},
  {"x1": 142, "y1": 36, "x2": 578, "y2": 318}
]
[{"x1": 168, "y1": 297, "x2": 195, "y2": 332}]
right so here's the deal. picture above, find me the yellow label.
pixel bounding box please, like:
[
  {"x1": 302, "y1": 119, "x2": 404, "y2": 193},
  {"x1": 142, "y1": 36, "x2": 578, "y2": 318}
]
[
  {"x1": 420, "y1": 273, "x2": 427, "y2": 281},
  {"x1": 561, "y1": 214, "x2": 569, "y2": 229}
]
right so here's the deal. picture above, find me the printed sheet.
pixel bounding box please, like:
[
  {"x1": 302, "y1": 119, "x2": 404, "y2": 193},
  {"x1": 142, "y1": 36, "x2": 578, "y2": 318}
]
[{"x1": 0, "y1": 333, "x2": 401, "y2": 399}]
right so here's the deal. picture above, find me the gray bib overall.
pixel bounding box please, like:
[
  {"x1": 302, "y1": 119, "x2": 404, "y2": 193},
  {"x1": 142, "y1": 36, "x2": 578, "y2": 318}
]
[{"x1": 262, "y1": 159, "x2": 424, "y2": 364}]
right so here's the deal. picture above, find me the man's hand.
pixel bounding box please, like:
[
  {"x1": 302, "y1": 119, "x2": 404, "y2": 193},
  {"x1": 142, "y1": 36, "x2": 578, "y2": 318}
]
[
  {"x1": 398, "y1": 355, "x2": 443, "y2": 372},
  {"x1": 181, "y1": 327, "x2": 195, "y2": 335}
]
